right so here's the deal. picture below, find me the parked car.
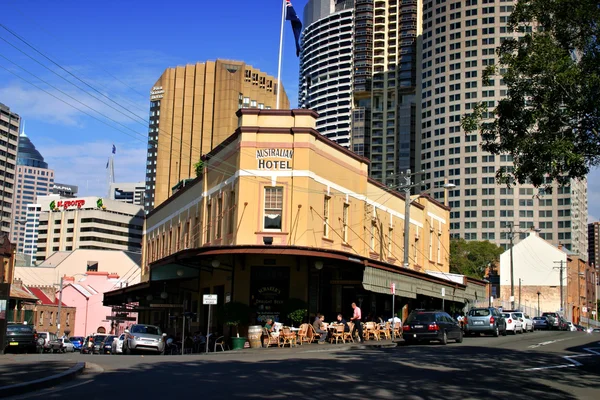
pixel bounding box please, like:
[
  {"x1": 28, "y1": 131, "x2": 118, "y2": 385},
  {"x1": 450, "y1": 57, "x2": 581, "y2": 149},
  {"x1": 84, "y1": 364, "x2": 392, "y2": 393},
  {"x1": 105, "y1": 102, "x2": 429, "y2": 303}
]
[
  {"x1": 81, "y1": 334, "x2": 107, "y2": 354},
  {"x1": 567, "y1": 322, "x2": 578, "y2": 332},
  {"x1": 533, "y1": 316, "x2": 551, "y2": 330},
  {"x1": 558, "y1": 317, "x2": 569, "y2": 331},
  {"x1": 502, "y1": 312, "x2": 524, "y2": 334},
  {"x1": 574, "y1": 324, "x2": 586, "y2": 331},
  {"x1": 92, "y1": 334, "x2": 108, "y2": 354},
  {"x1": 511, "y1": 312, "x2": 533, "y2": 332},
  {"x1": 402, "y1": 310, "x2": 463, "y2": 345},
  {"x1": 542, "y1": 312, "x2": 561, "y2": 330},
  {"x1": 37, "y1": 332, "x2": 58, "y2": 353},
  {"x1": 69, "y1": 336, "x2": 85, "y2": 351},
  {"x1": 4, "y1": 323, "x2": 39, "y2": 354},
  {"x1": 123, "y1": 324, "x2": 167, "y2": 355},
  {"x1": 465, "y1": 307, "x2": 507, "y2": 337},
  {"x1": 100, "y1": 335, "x2": 116, "y2": 354},
  {"x1": 111, "y1": 333, "x2": 125, "y2": 354},
  {"x1": 49, "y1": 337, "x2": 75, "y2": 353},
  {"x1": 592, "y1": 328, "x2": 600, "y2": 334}
]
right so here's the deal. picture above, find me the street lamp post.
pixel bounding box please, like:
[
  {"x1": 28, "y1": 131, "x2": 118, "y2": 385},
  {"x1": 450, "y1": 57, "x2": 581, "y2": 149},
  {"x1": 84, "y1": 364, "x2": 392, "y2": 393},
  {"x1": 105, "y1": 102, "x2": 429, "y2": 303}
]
[{"x1": 537, "y1": 291, "x2": 541, "y2": 317}]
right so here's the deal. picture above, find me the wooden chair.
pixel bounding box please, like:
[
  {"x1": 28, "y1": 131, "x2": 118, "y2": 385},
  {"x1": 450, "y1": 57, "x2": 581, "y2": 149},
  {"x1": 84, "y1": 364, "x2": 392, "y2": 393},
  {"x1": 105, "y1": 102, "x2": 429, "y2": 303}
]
[
  {"x1": 393, "y1": 322, "x2": 402, "y2": 338},
  {"x1": 262, "y1": 327, "x2": 279, "y2": 348},
  {"x1": 307, "y1": 324, "x2": 322, "y2": 343},
  {"x1": 280, "y1": 327, "x2": 297, "y2": 347},
  {"x1": 297, "y1": 324, "x2": 311, "y2": 345},
  {"x1": 343, "y1": 324, "x2": 354, "y2": 343},
  {"x1": 379, "y1": 322, "x2": 391, "y2": 340},
  {"x1": 365, "y1": 322, "x2": 380, "y2": 341},
  {"x1": 330, "y1": 324, "x2": 345, "y2": 344}
]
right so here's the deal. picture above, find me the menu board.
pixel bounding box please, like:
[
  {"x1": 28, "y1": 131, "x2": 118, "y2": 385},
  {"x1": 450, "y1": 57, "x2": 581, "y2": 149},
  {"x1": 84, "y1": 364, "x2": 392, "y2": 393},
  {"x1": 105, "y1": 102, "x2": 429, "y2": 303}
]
[{"x1": 250, "y1": 266, "x2": 290, "y2": 323}]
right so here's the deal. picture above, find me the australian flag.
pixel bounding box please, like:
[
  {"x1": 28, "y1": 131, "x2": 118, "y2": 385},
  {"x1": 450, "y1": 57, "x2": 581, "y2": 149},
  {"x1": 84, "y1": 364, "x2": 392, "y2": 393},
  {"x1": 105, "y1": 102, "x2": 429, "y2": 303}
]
[
  {"x1": 112, "y1": 144, "x2": 116, "y2": 154},
  {"x1": 286, "y1": 0, "x2": 302, "y2": 57}
]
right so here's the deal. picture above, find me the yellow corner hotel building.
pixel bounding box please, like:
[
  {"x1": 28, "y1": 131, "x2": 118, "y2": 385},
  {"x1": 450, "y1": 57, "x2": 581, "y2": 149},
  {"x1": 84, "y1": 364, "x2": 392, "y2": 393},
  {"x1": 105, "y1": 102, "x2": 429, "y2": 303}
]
[{"x1": 105, "y1": 109, "x2": 486, "y2": 331}]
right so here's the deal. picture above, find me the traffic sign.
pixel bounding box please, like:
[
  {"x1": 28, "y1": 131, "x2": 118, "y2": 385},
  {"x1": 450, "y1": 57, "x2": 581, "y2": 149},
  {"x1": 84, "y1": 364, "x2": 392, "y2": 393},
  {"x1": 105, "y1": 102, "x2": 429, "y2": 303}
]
[
  {"x1": 441, "y1": 287, "x2": 446, "y2": 297},
  {"x1": 203, "y1": 294, "x2": 218, "y2": 305},
  {"x1": 391, "y1": 282, "x2": 396, "y2": 295},
  {"x1": 583, "y1": 306, "x2": 588, "y2": 313}
]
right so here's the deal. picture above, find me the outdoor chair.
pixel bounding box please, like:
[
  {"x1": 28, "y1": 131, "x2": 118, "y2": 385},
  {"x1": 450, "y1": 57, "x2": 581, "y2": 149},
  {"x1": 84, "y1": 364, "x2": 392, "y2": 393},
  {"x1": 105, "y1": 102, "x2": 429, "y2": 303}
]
[
  {"x1": 343, "y1": 324, "x2": 354, "y2": 343},
  {"x1": 379, "y1": 322, "x2": 391, "y2": 340},
  {"x1": 307, "y1": 324, "x2": 321, "y2": 343},
  {"x1": 330, "y1": 324, "x2": 345, "y2": 344},
  {"x1": 214, "y1": 336, "x2": 229, "y2": 352},
  {"x1": 297, "y1": 324, "x2": 311, "y2": 345},
  {"x1": 280, "y1": 327, "x2": 297, "y2": 347},
  {"x1": 263, "y1": 327, "x2": 279, "y2": 348},
  {"x1": 393, "y1": 322, "x2": 402, "y2": 338}
]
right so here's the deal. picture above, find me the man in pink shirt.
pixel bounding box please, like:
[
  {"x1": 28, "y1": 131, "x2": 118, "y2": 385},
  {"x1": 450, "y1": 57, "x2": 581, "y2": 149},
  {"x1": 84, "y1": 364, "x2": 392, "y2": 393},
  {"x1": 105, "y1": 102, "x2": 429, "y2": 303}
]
[{"x1": 350, "y1": 302, "x2": 364, "y2": 343}]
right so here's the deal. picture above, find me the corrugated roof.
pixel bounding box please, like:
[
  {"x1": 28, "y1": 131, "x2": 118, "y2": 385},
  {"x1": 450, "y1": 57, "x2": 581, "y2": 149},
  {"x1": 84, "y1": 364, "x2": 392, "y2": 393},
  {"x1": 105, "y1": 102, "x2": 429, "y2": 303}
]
[
  {"x1": 69, "y1": 284, "x2": 93, "y2": 298},
  {"x1": 26, "y1": 286, "x2": 67, "y2": 306},
  {"x1": 9, "y1": 286, "x2": 38, "y2": 301}
]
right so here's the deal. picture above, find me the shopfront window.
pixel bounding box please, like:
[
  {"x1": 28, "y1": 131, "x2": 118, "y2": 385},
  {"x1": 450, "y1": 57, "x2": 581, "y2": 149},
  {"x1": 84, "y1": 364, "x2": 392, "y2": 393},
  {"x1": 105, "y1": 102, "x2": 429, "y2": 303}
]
[{"x1": 264, "y1": 187, "x2": 283, "y2": 230}]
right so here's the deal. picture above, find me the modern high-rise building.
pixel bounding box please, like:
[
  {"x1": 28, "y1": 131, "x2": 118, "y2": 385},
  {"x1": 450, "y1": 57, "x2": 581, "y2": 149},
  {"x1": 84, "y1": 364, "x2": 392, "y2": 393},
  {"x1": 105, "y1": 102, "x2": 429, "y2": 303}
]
[
  {"x1": 0, "y1": 103, "x2": 20, "y2": 235},
  {"x1": 33, "y1": 195, "x2": 144, "y2": 262},
  {"x1": 11, "y1": 130, "x2": 55, "y2": 253},
  {"x1": 144, "y1": 59, "x2": 289, "y2": 213},
  {"x1": 418, "y1": 0, "x2": 588, "y2": 258},
  {"x1": 51, "y1": 183, "x2": 78, "y2": 198},
  {"x1": 109, "y1": 182, "x2": 145, "y2": 205},
  {"x1": 299, "y1": 0, "x2": 420, "y2": 188},
  {"x1": 589, "y1": 222, "x2": 600, "y2": 267},
  {"x1": 299, "y1": 0, "x2": 354, "y2": 146}
]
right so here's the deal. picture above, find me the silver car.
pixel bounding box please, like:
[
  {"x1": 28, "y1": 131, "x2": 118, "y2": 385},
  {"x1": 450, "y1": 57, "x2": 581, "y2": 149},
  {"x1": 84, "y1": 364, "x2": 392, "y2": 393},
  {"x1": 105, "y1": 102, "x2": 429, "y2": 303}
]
[
  {"x1": 111, "y1": 333, "x2": 125, "y2": 354},
  {"x1": 123, "y1": 324, "x2": 166, "y2": 355},
  {"x1": 465, "y1": 307, "x2": 507, "y2": 337}
]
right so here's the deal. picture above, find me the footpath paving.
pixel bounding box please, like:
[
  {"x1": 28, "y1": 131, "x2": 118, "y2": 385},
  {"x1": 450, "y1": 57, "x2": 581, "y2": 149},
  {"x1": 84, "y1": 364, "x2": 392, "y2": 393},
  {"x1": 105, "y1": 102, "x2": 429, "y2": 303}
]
[{"x1": 0, "y1": 354, "x2": 84, "y2": 398}]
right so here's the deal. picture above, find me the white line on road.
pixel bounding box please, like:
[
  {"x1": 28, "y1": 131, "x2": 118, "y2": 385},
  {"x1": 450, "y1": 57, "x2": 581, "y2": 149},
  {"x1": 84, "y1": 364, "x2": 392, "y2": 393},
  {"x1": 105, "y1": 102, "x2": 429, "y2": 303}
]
[
  {"x1": 524, "y1": 354, "x2": 589, "y2": 371},
  {"x1": 583, "y1": 347, "x2": 600, "y2": 355},
  {"x1": 527, "y1": 337, "x2": 577, "y2": 349}
]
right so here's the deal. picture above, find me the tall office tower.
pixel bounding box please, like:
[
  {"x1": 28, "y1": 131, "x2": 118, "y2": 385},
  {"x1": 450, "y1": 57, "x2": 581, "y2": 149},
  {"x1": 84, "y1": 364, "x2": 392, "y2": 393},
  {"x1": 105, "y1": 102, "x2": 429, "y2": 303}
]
[
  {"x1": 144, "y1": 60, "x2": 289, "y2": 213},
  {"x1": 109, "y1": 182, "x2": 145, "y2": 205},
  {"x1": 299, "y1": 0, "x2": 354, "y2": 147},
  {"x1": 0, "y1": 103, "x2": 20, "y2": 235},
  {"x1": 589, "y1": 222, "x2": 600, "y2": 267},
  {"x1": 11, "y1": 129, "x2": 55, "y2": 252},
  {"x1": 419, "y1": 0, "x2": 588, "y2": 258},
  {"x1": 299, "y1": 0, "x2": 421, "y2": 187}
]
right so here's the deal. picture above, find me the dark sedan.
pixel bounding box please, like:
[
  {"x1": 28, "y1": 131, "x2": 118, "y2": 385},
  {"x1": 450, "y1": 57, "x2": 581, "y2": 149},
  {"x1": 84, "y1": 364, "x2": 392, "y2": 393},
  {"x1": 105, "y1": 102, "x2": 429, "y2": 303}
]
[
  {"x1": 403, "y1": 310, "x2": 463, "y2": 345},
  {"x1": 101, "y1": 336, "x2": 116, "y2": 354},
  {"x1": 4, "y1": 323, "x2": 39, "y2": 354},
  {"x1": 533, "y1": 316, "x2": 551, "y2": 330}
]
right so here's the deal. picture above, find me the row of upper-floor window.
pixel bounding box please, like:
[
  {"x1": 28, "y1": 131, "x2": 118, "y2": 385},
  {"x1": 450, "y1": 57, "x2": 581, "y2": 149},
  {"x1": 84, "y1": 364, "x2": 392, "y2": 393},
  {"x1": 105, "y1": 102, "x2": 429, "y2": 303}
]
[
  {"x1": 448, "y1": 209, "x2": 574, "y2": 219},
  {"x1": 450, "y1": 231, "x2": 570, "y2": 242}
]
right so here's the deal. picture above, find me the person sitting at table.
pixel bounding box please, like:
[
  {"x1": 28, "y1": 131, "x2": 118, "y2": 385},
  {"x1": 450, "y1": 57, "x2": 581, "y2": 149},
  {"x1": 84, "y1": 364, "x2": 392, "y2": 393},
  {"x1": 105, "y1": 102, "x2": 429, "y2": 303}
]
[
  {"x1": 337, "y1": 314, "x2": 350, "y2": 332},
  {"x1": 312, "y1": 313, "x2": 328, "y2": 344},
  {"x1": 264, "y1": 319, "x2": 275, "y2": 333}
]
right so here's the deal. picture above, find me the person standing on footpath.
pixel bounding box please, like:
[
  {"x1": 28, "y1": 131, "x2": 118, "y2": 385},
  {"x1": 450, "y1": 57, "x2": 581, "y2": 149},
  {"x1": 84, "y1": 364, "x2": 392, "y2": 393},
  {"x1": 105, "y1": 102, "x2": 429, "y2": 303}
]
[{"x1": 350, "y1": 302, "x2": 364, "y2": 343}]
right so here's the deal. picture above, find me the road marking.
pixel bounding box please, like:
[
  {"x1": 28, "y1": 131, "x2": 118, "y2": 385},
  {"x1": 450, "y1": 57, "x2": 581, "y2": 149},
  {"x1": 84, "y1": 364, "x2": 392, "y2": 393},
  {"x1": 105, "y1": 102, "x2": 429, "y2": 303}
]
[
  {"x1": 527, "y1": 337, "x2": 576, "y2": 349},
  {"x1": 524, "y1": 354, "x2": 589, "y2": 371},
  {"x1": 583, "y1": 347, "x2": 600, "y2": 355}
]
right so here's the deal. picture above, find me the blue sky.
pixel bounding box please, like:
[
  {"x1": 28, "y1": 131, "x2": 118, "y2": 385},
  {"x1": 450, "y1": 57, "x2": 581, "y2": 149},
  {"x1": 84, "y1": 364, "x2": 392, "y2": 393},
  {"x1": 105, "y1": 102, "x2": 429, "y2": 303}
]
[{"x1": 0, "y1": 0, "x2": 598, "y2": 221}]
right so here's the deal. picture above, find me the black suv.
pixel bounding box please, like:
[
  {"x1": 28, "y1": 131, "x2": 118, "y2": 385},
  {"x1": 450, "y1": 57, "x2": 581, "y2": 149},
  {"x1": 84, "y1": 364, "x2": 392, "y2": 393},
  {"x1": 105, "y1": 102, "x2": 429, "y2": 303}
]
[
  {"x1": 403, "y1": 310, "x2": 463, "y2": 345},
  {"x1": 4, "y1": 323, "x2": 40, "y2": 354}
]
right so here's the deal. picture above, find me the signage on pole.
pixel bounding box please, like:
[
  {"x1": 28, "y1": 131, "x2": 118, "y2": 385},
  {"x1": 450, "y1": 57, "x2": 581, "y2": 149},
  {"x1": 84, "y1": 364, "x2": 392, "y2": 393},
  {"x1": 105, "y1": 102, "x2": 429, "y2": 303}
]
[
  {"x1": 509, "y1": 296, "x2": 515, "y2": 302},
  {"x1": 391, "y1": 282, "x2": 396, "y2": 295},
  {"x1": 203, "y1": 294, "x2": 218, "y2": 305},
  {"x1": 583, "y1": 306, "x2": 588, "y2": 313},
  {"x1": 441, "y1": 288, "x2": 446, "y2": 297}
]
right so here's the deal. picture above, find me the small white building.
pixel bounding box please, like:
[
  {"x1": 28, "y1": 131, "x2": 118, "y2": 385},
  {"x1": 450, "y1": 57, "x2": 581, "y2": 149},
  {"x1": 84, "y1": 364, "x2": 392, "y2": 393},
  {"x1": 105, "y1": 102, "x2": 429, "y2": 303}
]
[{"x1": 499, "y1": 230, "x2": 567, "y2": 315}]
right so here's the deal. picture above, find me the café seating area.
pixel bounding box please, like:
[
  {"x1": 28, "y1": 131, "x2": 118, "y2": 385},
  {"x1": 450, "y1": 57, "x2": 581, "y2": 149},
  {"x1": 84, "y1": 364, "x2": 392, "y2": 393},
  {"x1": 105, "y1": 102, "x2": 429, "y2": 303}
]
[{"x1": 261, "y1": 321, "x2": 402, "y2": 347}]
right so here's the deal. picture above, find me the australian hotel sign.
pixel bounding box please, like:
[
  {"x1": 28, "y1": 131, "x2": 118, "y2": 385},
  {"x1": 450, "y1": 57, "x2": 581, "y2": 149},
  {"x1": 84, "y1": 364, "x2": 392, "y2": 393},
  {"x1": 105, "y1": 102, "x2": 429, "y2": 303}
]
[{"x1": 256, "y1": 148, "x2": 293, "y2": 170}]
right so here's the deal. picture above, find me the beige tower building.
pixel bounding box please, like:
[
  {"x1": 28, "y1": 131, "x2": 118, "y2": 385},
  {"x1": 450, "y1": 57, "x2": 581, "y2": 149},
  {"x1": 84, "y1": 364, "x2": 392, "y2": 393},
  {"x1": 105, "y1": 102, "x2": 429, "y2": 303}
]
[
  {"x1": 419, "y1": 0, "x2": 588, "y2": 258},
  {"x1": 144, "y1": 60, "x2": 289, "y2": 213},
  {"x1": 0, "y1": 103, "x2": 20, "y2": 235}
]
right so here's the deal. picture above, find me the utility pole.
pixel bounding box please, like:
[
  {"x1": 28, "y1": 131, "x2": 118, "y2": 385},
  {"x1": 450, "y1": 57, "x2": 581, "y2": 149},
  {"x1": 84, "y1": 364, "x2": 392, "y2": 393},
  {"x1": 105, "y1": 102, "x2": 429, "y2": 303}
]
[
  {"x1": 398, "y1": 169, "x2": 422, "y2": 269},
  {"x1": 57, "y1": 276, "x2": 64, "y2": 336},
  {"x1": 553, "y1": 260, "x2": 566, "y2": 314},
  {"x1": 508, "y1": 223, "x2": 515, "y2": 310},
  {"x1": 518, "y1": 278, "x2": 522, "y2": 310}
]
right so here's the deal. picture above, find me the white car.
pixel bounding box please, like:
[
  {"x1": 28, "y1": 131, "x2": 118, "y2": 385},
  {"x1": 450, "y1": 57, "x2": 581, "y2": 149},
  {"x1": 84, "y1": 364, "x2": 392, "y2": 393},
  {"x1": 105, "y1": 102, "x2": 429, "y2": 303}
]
[
  {"x1": 111, "y1": 334, "x2": 125, "y2": 354},
  {"x1": 502, "y1": 312, "x2": 523, "y2": 334},
  {"x1": 512, "y1": 312, "x2": 533, "y2": 332},
  {"x1": 567, "y1": 322, "x2": 578, "y2": 332},
  {"x1": 123, "y1": 324, "x2": 166, "y2": 355}
]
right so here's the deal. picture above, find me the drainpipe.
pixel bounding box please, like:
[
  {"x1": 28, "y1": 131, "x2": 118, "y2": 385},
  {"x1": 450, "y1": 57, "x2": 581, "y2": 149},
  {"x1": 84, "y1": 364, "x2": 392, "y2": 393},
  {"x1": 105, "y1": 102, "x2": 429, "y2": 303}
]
[{"x1": 84, "y1": 297, "x2": 89, "y2": 336}]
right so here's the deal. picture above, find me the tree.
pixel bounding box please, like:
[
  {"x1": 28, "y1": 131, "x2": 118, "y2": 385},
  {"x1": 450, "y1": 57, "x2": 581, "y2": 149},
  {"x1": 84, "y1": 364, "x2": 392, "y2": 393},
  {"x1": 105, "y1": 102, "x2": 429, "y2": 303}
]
[
  {"x1": 449, "y1": 239, "x2": 504, "y2": 279},
  {"x1": 462, "y1": 0, "x2": 600, "y2": 190},
  {"x1": 193, "y1": 159, "x2": 204, "y2": 177}
]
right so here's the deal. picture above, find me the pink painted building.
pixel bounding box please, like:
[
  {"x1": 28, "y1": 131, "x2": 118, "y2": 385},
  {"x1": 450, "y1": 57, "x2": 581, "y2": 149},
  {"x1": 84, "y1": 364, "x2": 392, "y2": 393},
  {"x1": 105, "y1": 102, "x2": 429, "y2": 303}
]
[{"x1": 61, "y1": 271, "x2": 135, "y2": 337}]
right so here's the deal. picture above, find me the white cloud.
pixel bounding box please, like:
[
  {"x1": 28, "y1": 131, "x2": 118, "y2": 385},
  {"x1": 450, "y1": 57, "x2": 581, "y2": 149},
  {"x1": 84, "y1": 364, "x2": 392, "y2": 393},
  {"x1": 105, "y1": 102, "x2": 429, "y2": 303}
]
[{"x1": 35, "y1": 139, "x2": 146, "y2": 197}]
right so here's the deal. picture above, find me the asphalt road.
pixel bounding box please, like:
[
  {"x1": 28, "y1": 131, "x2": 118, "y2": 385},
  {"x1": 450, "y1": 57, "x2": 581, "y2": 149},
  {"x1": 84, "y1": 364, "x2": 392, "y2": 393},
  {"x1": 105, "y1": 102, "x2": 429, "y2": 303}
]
[{"x1": 7, "y1": 330, "x2": 600, "y2": 400}]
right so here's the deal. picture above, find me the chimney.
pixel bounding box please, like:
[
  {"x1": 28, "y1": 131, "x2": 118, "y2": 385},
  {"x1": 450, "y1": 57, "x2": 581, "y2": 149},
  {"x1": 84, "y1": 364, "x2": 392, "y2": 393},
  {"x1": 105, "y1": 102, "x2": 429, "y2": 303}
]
[{"x1": 558, "y1": 243, "x2": 563, "y2": 250}]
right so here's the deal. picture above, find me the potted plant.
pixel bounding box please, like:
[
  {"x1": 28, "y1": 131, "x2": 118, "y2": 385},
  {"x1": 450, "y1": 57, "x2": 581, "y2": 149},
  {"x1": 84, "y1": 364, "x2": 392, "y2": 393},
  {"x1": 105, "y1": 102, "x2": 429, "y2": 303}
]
[
  {"x1": 282, "y1": 298, "x2": 308, "y2": 327},
  {"x1": 219, "y1": 301, "x2": 250, "y2": 350}
]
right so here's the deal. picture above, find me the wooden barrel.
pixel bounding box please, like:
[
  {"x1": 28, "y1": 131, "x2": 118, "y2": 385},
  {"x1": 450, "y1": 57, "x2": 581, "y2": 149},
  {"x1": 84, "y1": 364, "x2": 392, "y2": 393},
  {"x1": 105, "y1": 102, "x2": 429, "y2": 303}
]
[{"x1": 247, "y1": 325, "x2": 263, "y2": 348}]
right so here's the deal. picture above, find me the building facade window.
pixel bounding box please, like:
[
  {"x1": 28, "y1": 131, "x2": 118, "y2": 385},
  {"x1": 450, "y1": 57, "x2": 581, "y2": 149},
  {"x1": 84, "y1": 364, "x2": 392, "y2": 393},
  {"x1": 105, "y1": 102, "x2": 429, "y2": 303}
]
[
  {"x1": 216, "y1": 196, "x2": 223, "y2": 239},
  {"x1": 264, "y1": 187, "x2": 283, "y2": 230},
  {"x1": 342, "y1": 203, "x2": 349, "y2": 243}
]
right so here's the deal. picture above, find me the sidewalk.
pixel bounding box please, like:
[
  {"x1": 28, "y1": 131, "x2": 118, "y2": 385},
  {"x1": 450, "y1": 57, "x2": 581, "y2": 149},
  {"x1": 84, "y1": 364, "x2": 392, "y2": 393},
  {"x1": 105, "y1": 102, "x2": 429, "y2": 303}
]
[{"x1": 0, "y1": 355, "x2": 84, "y2": 398}]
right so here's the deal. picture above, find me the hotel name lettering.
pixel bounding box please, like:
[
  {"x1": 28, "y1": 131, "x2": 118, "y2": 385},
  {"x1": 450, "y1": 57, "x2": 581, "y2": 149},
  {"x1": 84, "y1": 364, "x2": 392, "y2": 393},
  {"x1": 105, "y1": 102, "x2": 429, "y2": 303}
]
[{"x1": 256, "y1": 149, "x2": 293, "y2": 170}]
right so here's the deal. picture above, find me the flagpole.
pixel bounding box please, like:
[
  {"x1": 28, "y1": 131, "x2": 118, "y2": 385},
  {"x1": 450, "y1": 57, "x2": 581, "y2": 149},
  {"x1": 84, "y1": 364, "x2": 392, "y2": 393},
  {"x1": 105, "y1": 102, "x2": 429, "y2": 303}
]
[{"x1": 276, "y1": 0, "x2": 286, "y2": 109}]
